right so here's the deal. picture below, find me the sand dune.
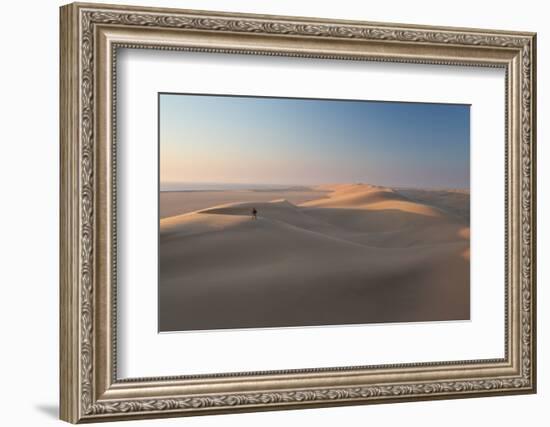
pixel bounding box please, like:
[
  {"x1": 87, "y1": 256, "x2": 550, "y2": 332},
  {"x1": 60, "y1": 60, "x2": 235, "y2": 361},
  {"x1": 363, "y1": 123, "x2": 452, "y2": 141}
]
[
  {"x1": 303, "y1": 184, "x2": 442, "y2": 217},
  {"x1": 160, "y1": 188, "x2": 328, "y2": 219},
  {"x1": 159, "y1": 184, "x2": 470, "y2": 331}
]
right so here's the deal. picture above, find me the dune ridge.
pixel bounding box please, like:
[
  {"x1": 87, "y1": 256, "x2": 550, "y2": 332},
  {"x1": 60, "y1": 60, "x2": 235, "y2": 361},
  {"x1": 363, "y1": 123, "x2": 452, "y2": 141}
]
[{"x1": 159, "y1": 184, "x2": 470, "y2": 332}]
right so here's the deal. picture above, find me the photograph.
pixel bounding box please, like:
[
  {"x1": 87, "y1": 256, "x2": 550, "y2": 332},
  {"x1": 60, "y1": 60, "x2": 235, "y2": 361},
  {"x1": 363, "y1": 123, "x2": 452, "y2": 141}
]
[
  {"x1": 57, "y1": 3, "x2": 536, "y2": 422},
  {"x1": 158, "y1": 93, "x2": 471, "y2": 332}
]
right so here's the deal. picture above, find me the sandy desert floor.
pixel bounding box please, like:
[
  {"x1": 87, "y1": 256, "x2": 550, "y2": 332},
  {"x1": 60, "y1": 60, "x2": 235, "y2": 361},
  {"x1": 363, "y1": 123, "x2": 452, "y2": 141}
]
[{"x1": 159, "y1": 184, "x2": 470, "y2": 331}]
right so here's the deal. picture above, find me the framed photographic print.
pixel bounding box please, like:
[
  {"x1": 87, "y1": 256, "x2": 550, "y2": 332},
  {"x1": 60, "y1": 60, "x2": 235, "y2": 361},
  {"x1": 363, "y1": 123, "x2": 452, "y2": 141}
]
[{"x1": 59, "y1": 2, "x2": 537, "y2": 423}]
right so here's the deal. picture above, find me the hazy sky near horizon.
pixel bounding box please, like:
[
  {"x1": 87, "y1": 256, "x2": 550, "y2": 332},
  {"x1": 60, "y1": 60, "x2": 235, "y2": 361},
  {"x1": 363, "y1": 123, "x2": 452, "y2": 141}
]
[{"x1": 160, "y1": 93, "x2": 470, "y2": 189}]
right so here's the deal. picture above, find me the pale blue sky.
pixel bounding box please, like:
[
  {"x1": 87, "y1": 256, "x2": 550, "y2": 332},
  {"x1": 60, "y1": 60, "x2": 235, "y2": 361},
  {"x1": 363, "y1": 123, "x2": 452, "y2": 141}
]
[{"x1": 160, "y1": 93, "x2": 470, "y2": 189}]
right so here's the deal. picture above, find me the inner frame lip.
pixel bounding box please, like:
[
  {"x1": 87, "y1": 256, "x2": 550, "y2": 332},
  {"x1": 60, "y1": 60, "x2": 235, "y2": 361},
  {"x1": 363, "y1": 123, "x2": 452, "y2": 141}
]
[{"x1": 109, "y1": 43, "x2": 511, "y2": 385}]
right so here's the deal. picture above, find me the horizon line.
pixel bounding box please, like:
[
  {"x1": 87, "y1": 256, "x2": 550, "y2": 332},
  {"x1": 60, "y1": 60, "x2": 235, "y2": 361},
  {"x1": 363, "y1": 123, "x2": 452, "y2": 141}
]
[{"x1": 160, "y1": 181, "x2": 470, "y2": 191}]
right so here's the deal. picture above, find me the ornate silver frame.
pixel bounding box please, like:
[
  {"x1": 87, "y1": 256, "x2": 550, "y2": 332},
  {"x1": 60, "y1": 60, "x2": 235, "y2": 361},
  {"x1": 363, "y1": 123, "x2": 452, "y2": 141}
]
[{"x1": 60, "y1": 2, "x2": 537, "y2": 423}]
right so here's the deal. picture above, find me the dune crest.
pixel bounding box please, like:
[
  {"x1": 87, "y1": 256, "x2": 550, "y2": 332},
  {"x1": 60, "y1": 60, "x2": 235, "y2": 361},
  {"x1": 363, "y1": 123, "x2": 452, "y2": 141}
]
[
  {"x1": 199, "y1": 198, "x2": 297, "y2": 216},
  {"x1": 160, "y1": 211, "x2": 248, "y2": 237},
  {"x1": 301, "y1": 184, "x2": 442, "y2": 217}
]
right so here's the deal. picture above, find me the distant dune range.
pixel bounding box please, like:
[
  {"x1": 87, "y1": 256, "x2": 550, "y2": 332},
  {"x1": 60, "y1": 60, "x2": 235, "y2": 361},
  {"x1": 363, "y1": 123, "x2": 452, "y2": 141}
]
[{"x1": 159, "y1": 184, "x2": 470, "y2": 331}]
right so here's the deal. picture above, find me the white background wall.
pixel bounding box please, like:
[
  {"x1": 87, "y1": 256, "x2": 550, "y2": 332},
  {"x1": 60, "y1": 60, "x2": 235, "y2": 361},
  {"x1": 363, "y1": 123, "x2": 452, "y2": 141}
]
[{"x1": 0, "y1": 0, "x2": 545, "y2": 426}]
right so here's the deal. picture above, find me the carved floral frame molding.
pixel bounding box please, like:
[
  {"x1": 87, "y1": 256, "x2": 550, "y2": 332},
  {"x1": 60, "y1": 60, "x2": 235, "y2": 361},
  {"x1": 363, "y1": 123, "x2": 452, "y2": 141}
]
[{"x1": 60, "y1": 2, "x2": 536, "y2": 423}]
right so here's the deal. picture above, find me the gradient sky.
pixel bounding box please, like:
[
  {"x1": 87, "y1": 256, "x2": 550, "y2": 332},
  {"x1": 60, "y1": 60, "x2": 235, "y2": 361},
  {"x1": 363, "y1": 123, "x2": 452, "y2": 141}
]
[{"x1": 160, "y1": 93, "x2": 470, "y2": 189}]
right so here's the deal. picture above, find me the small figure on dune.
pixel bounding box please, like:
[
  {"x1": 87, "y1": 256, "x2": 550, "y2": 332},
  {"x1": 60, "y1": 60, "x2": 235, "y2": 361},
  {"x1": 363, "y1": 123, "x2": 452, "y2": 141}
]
[{"x1": 252, "y1": 207, "x2": 258, "y2": 220}]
